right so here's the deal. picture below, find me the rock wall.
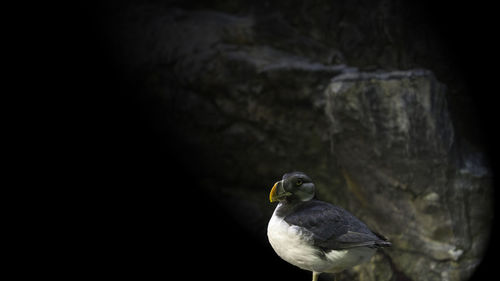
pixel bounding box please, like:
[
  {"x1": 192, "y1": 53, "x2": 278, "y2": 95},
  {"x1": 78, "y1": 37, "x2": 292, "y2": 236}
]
[
  {"x1": 103, "y1": 1, "x2": 494, "y2": 280},
  {"x1": 324, "y1": 70, "x2": 492, "y2": 281}
]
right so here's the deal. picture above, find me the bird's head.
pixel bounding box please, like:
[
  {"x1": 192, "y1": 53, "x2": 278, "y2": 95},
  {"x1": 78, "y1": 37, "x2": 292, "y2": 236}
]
[{"x1": 269, "y1": 171, "x2": 315, "y2": 203}]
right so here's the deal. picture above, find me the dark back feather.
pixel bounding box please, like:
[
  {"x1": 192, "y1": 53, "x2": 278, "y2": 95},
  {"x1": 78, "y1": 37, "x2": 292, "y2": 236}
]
[{"x1": 283, "y1": 200, "x2": 391, "y2": 250}]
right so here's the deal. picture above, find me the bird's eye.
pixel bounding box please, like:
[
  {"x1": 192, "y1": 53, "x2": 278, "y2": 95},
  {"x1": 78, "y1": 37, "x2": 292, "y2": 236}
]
[{"x1": 296, "y1": 179, "x2": 303, "y2": 186}]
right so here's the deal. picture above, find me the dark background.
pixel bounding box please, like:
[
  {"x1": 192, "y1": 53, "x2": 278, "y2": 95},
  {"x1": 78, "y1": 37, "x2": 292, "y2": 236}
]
[{"x1": 53, "y1": 0, "x2": 497, "y2": 280}]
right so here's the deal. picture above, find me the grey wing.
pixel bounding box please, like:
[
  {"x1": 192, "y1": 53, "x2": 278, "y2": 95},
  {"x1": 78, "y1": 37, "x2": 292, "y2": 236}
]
[
  {"x1": 284, "y1": 200, "x2": 390, "y2": 250},
  {"x1": 330, "y1": 230, "x2": 391, "y2": 249}
]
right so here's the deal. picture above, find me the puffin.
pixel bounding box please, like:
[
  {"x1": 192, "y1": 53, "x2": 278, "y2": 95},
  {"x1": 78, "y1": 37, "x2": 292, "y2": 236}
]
[{"x1": 267, "y1": 172, "x2": 391, "y2": 281}]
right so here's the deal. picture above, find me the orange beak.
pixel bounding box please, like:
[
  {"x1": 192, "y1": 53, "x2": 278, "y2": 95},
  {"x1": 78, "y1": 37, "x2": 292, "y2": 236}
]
[{"x1": 269, "y1": 181, "x2": 280, "y2": 202}]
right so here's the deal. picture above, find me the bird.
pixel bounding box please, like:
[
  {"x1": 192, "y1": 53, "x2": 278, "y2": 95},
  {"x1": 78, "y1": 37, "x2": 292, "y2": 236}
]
[{"x1": 267, "y1": 171, "x2": 391, "y2": 281}]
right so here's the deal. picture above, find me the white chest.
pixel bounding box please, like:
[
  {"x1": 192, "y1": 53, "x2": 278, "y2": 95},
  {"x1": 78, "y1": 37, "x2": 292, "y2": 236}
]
[{"x1": 267, "y1": 211, "x2": 325, "y2": 272}]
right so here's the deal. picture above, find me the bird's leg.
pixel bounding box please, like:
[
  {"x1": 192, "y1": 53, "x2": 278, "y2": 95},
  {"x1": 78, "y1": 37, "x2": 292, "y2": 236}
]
[{"x1": 312, "y1": 272, "x2": 320, "y2": 281}]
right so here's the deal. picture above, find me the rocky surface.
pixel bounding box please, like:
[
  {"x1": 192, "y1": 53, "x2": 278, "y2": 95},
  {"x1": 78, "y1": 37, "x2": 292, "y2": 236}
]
[
  {"x1": 103, "y1": 1, "x2": 494, "y2": 280},
  {"x1": 324, "y1": 70, "x2": 492, "y2": 281}
]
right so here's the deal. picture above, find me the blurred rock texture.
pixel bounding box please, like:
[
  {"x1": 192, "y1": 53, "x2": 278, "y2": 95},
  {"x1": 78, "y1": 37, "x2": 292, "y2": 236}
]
[{"x1": 107, "y1": 1, "x2": 493, "y2": 280}]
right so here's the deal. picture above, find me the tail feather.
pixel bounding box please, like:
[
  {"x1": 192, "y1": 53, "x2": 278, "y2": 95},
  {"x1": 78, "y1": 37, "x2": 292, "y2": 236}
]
[
  {"x1": 372, "y1": 231, "x2": 391, "y2": 248},
  {"x1": 374, "y1": 240, "x2": 391, "y2": 248}
]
